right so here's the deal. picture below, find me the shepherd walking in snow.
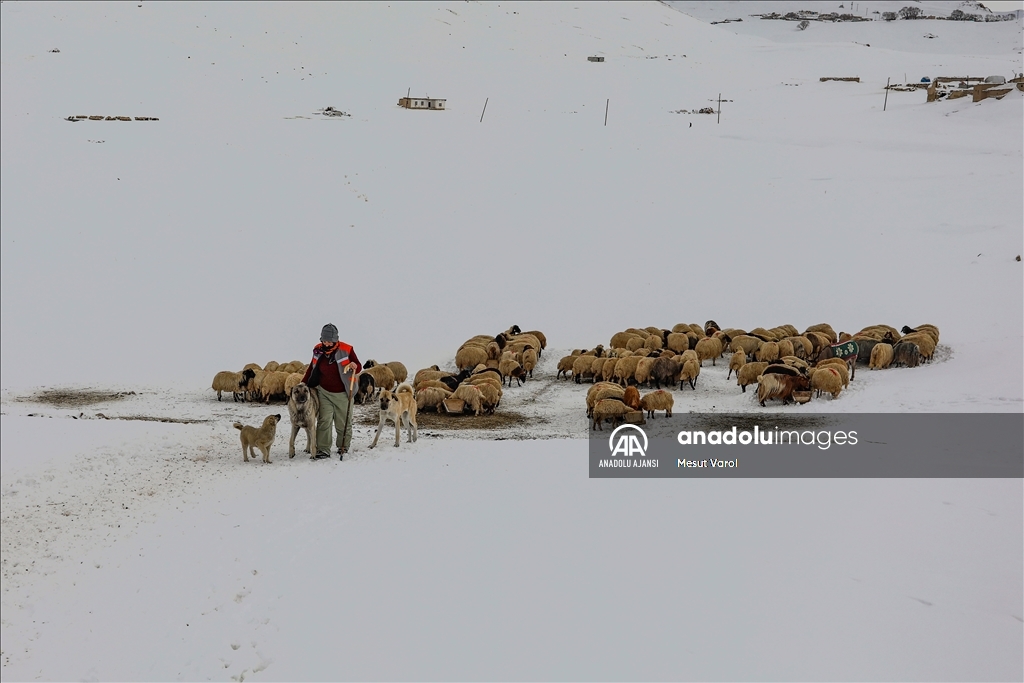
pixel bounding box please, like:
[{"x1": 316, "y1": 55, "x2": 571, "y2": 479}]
[{"x1": 300, "y1": 324, "x2": 362, "y2": 460}]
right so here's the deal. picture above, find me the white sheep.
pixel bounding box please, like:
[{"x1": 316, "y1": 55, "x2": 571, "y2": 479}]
[
  {"x1": 211, "y1": 370, "x2": 249, "y2": 402},
  {"x1": 727, "y1": 351, "x2": 746, "y2": 380}
]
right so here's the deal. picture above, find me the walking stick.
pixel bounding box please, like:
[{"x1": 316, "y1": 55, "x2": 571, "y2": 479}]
[{"x1": 340, "y1": 365, "x2": 356, "y2": 460}]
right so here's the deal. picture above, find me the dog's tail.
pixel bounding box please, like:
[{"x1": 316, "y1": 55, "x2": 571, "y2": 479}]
[
  {"x1": 396, "y1": 383, "x2": 413, "y2": 395},
  {"x1": 233, "y1": 422, "x2": 244, "y2": 430}
]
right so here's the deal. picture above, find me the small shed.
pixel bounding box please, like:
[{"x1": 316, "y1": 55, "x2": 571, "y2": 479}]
[
  {"x1": 588, "y1": 55, "x2": 605, "y2": 62},
  {"x1": 398, "y1": 97, "x2": 446, "y2": 110}
]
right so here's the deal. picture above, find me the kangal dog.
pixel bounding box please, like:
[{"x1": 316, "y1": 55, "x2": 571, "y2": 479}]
[
  {"x1": 369, "y1": 384, "x2": 418, "y2": 448},
  {"x1": 234, "y1": 414, "x2": 281, "y2": 463},
  {"x1": 287, "y1": 382, "x2": 320, "y2": 458}
]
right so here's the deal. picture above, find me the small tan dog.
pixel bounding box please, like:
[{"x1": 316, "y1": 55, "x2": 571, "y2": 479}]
[
  {"x1": 369, "y1": 384, "x2": 418, "y2": 448},
  {"x1": 234, "y1": 414, "x2": 281, "y2": 463}
]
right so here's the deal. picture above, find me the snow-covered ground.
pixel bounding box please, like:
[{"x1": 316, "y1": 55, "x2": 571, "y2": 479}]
[{"x1": 2, "y1": 1, "x2": 1022, "y2": 680}]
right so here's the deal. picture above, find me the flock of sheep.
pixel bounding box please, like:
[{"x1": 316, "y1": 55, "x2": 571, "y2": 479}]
[
  {"x1": 211, "y1": 320, "x2": 940, "y2": 432},
  {"x1": 558, "y1": 321, "x2": 940, "y2": 430},
  {"x1": 209, "y1": 325, "x2": 548, "y2": 418}
]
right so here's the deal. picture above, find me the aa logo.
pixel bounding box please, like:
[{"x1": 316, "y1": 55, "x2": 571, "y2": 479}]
[{"x1": 608, "y1": 424, "x2": 648, "y2": 457}]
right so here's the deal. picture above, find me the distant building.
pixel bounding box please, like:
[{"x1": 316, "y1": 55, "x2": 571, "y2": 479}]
[
  {"x1": 398, "y1": 97, "x2": 446, "y2": 110},
  {"x1": 588, "y1": 55, "x2": 605, "y2": 62}
]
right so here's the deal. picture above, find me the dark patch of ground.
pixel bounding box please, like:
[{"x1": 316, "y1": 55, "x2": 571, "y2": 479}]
[
  {"x1": 23, "y1": 389, "x2": 137, "y2": 408},
  {"x1": 356, "y1": 406, "x2": 540, "y2": 431}
]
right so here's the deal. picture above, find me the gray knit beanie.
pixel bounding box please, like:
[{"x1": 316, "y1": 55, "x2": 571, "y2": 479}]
[{"x1": 320, "y1": 323, "x2": 339, "y2": 343}]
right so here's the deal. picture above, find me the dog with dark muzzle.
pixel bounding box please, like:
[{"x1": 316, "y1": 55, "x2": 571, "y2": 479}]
[
  {"x1": 287, "y1": 382, "x2": 320, "y2": 458},
  {"x1": 369, "y1": 384, "x2": 417, "y2": 449}
]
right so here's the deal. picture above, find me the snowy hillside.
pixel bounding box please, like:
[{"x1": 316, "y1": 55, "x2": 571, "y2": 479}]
[{"x1": 1, "y1": 2, "x2": 1022, "y2": 681}]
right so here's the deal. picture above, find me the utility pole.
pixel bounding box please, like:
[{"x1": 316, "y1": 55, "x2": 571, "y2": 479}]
[{"x1": 604, "y1": 98, "x2": 609, "y2": 126}]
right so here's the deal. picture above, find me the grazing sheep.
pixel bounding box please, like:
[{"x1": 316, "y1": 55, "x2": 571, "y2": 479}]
[
  {"x1": 679, "y1": 358, "x2": 700, "y2": 390},
  {"x1": 264, "y1": 361, "x2": 281, "y2": 373},
  {"x1": 784, "y1": 336, "x2": 812, "y2": 359},
  {"x1": 780, "y1": 356, "x2": 810, "y2": 370},
  {"x1": 586, "y1": 385, "x2": 625, "y2": 417},
  {"x1": 634, "y1": 357, "x2": 657, "y2": 387},
  {"x1": 260, "y1": 371, "x2": 291, "y2": 402},
  {"x1": 625, "y1": 336, "x2": 647, "y2": 352},
  {"x1": 416, "y1": 386, "x2": 451, "y2": 412},
  {"x1": 362, "y1": 364, "x2": 397, "y2": 393},
  {"x1": 892, "y1": 341, "x2": 921, "y2": 368},
  {"x1": 815, "y1": 359, "x2": 850, "y2": 388},
  {"x1": 804, "y1": 332, "x2": 832, "y2": 358},
  {"x1": 586, "y1": 381, "x2": 623, "y2": 402},
  {"x1": 666, "y1": 332, "x2": 691, "y2": 353},
  {"x1": 557, "y1": 354, "x2": 578, "y2": 380},
  {"x1": 413, "y1": 368, "x2": 447, "y2": 386},
  {"x1": 467, "y1": 381, "x2": 502, "y2": 414},
  {"x1": 589, "y1": 355, "x2": 607, "y2": 380},
  {"x1": 211, "y1": 370, "x2": 254, "y2": 402},
  {"x1": 451, "y1": 384, "x2": 484, "y2": 416},
  {"x1": 499, "y1": 358, "x2": 527, "y2": 387},
  {"x1": 521, "y1": 330, "x2": 547, "y2": 354},
  {"x1": 898, "y1": 332, "x2": 936, "y2": 362},
  {"x1": 804, "y1": 324, "x2": 838, "y2": 344},
  {"x1": 416, "y1": 379, "x2": 454, "y2": 393},
  {"x1": 521, "y1": 347, "x2": 538, "y2": 378},
  {"x1": 455, "y1": 344, "x2": 489, "y2": 371},
  {"x1": 571, "y1": 355, "x2": 596, "y2": 383},
  {"x1": 748, "y1": 327, "x2": 777, "y2": 341},
  {"x1": 643, "y1": 335, "x2": 664, "y2": 352},
  {"x1": 244, "y1": 369, "x2": 265, "y2": 402},
  {"x1": 486, "y1": 342, "x2": 502, "y2": 361},
  {"x1": 694, "y1": 337, "x2": 722, "y2": 366},
  {"x1": 640, "y1": 390, "x2": 674, "y2": 419},
  {"x1": 384, "y1": 362, "x2": 408, "y2": 384},
  {"x1": 678, "y1": 349, "x2": 698, "y2": 366},
  {"x1": 736, "y1": 362, "x2": 769, "y2": 393},
  {"x1": 869, "y1": 343, "x2": 894, "y2": 369},
  {"x1": 727, "y1": 351, "x2": 746, "y2": 380},
  {"x1": 622, "y1": 386, "x2": 642, "y2": 410},
  {"x1": 600, "y1": 357, "x2": 620, "y2": 383},
  {"x1": 776, "y1": 339, "x2": 795, "y2": 359},
  {"x1": 591, "y1": 398, "x2": 632, "y2": 431},
  {"x1": 810, "y1": 366, "x2": 843, "y2": 399},
  {"x1": 243, "y1": 363, "x2": 262, "y2": 373},
  {"x1": 354, "y1": 373, "x2": 377, "y2": 405},
  {"x1": 651, "y1": 358, "x2": 681, "y2": 390},
  {"x1": 756, "y1": 341, "x2": 780, "y2": 363},
  {"x1": 757, "y1": 373, "x2": 812, "y2": 407},
  {"x1": 613, "y1": 355, "x2": 644, "y2": 386}
]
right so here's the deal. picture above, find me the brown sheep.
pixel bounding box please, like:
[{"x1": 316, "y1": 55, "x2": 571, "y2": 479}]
[
  {"x1": 727, "y1": 351, "x2": 746, "y2": 380},
  {"x1": 211, "y1": 370, "x2": 252, "y2": 402},
  {"x1": 730, "y1": 335, "x2": 762, "y2": 359},
  {"x1": 756, "y1": 341, "x2": 780, "y2": 363},
  {"x1": 451, "y1": 384, "x2": 484, "y2": 416},
  {"x1": 600, "y1": 357, "x2": 620, "y2": 383},
  {"x1": 362, "y1": 364, "x2": 397, "y2": 393},
  {"x1": 679, "y1": 358, "x2": 700, "y2": 390},
  {"x1": 416, "y1": 386, "x2": 452, "y2": 412},
  {"x1": 810, "y1": 366, "x2": 843, "y2": 399},
  {"x1": 815, "y1": 359, "x2": 850, "y2": 388},
  {"x1": 757, "y1": 374, "x2": 811, "y2": 407},
  {"x1": 499, "y1": 358, "x2": 527, "y2": 387},
  {"x1": 556, "y1": 354, "x2": 578, "y2": 380},
  {"x1": 869, "y1": 343, "x2": 894, "y2": 369},
  {"x1": 736, "y1": 362, "x2": 769, "y2": 393},
  {"x1": 613, "y1": 355, "x2": 644, "y2": 386},
  {"x1": 586, "y1": 385, "x2": 625, "y2": 417},
  {"x1": 634, "y1": 357, "x2": 657, "y2": 387},
  {"x1": 695, "y1": 337, "x2": 722, "y2": 366},
  {"x1": 622, "y1": 386, "x2": 642, "y2": 410},
  {"x1": 455, "y1": 344, "x2": 489, "y2": 371},
  {"x1": 640, "y1": 390, "x2": 674, "y2": 418},
  {"x1": 572, "y1": 355, "x2": 596, "y2": 383},
  {"x1": 666, "y1": 332, "x2": 691, "y2": 353},
  {"x1": 521, "y1": 347, "x2": 538, "y2": 378},
  {"x1": 383, "y1": 362, "x2": 408, "y2": 384},
  {"x1": 413, "y1": 366, "x2": 443, "y2": 386},
  {"x1": 651, "y1": 357, "x2": 681, "y2": 389},
  {"x1": 591, "y1": 399, "x2": 632, "y2": 431}
]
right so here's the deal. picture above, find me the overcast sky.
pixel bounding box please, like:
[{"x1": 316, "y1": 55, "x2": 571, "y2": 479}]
[{"x1": 985, "y1": 0, "x2": 1023, "y2": 10}]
